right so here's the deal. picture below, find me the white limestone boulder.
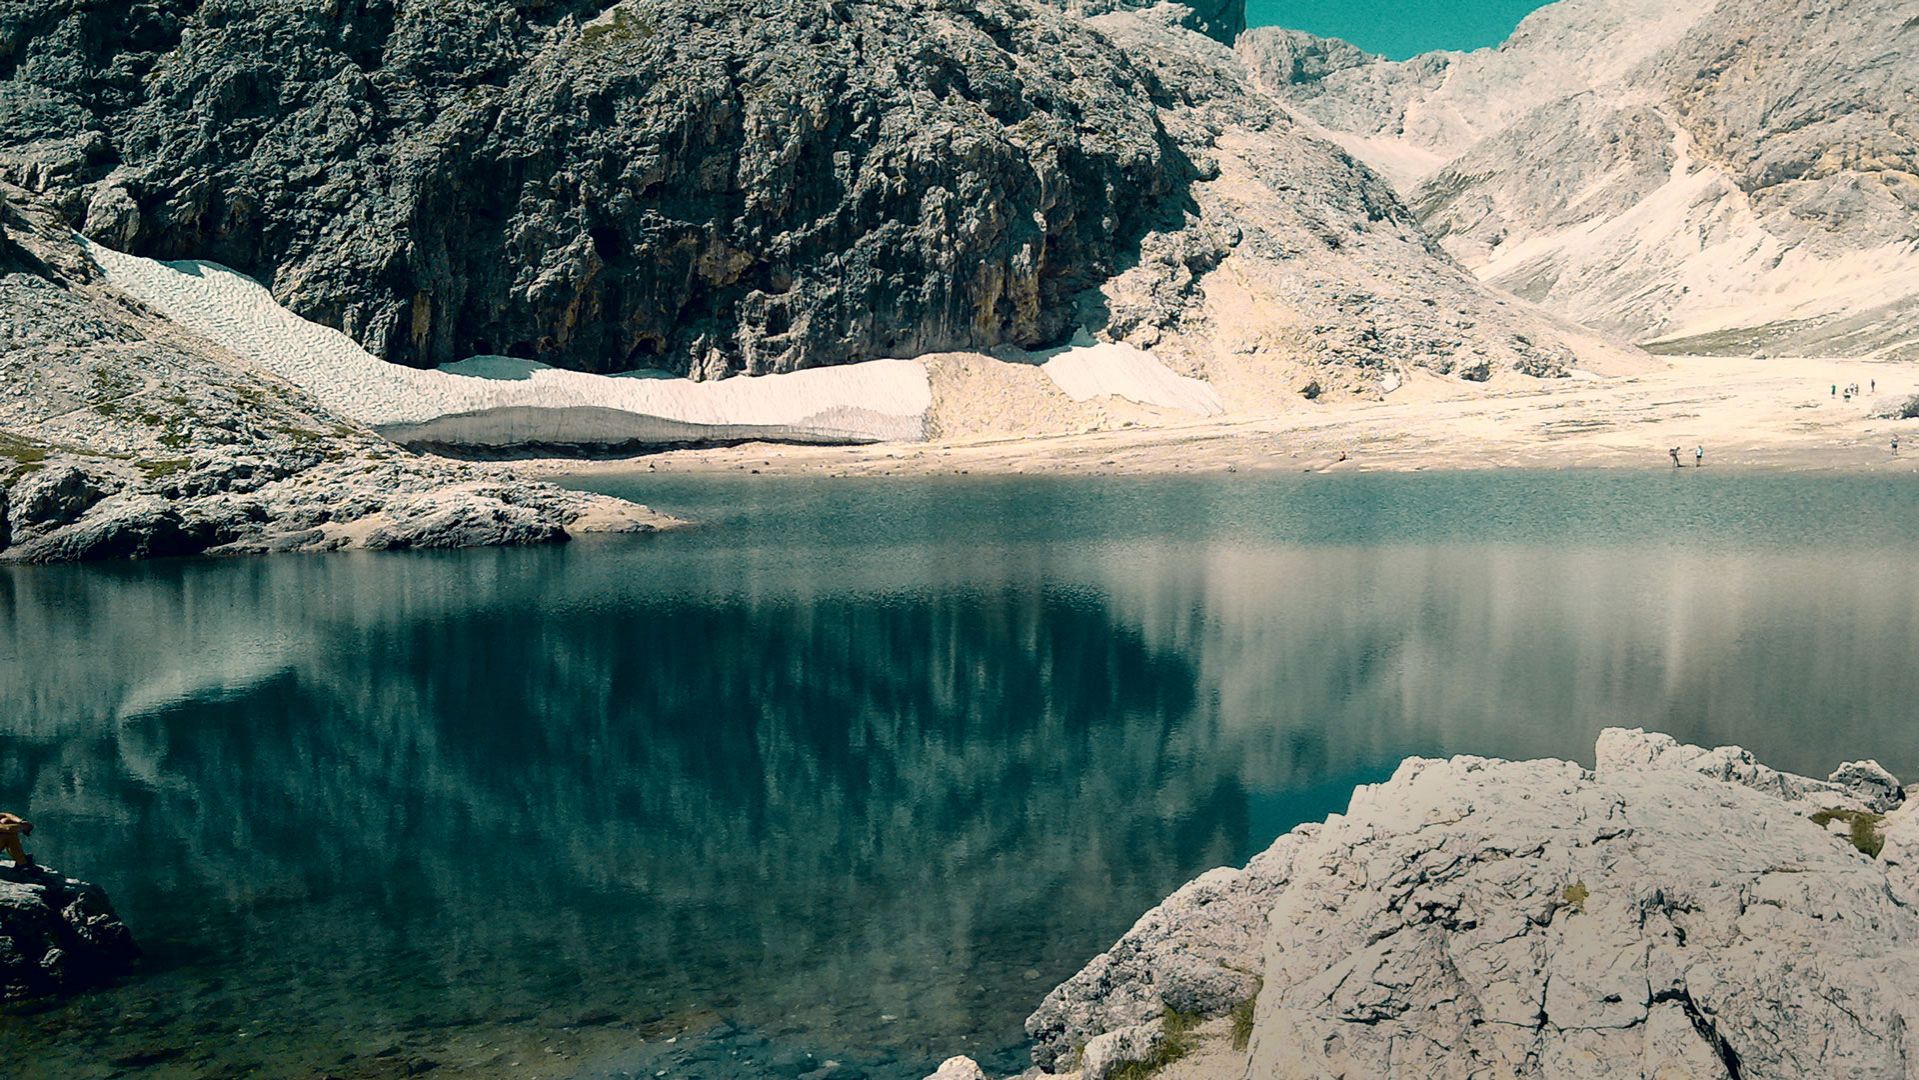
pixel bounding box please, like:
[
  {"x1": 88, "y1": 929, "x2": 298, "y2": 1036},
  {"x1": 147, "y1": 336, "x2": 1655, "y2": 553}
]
[{"x1": 1020, "y1": 728, "x2": 1913, "y2": 1079}]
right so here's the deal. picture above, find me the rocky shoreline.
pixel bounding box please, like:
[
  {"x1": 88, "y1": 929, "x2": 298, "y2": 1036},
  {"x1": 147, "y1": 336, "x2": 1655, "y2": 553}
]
[
  {"x1": 931, "y1": 729, "x2": 1919, "y2": 1079},
  {"x1": 0, "y1": 862, "x2": 138, "y2": 1001}
]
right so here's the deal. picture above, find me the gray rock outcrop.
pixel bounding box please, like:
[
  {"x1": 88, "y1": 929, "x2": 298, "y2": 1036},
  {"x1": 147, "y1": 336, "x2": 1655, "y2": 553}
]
[
  {"x1": 1024, "y1": 859, "x2": 1285, "y2": 1068},
  {"x1": 0, "y1": 863, "x2": 139, "y2": 1001},
  {"x1": 0, "y1": 182, "x2": 677, "y2": 563},
  {"x1": 1013, "y1": 728, "x2": 1918, "y2": 1078},
  {"x1": 1241, "y1": 0, "x2": 1919, "y2": 357}
]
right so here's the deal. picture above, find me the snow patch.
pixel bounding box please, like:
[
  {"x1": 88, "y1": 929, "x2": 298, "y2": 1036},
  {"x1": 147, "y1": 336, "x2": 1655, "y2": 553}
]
[
  {"x1": 86, "y1": 242, "x2": 932, "y2": 447},
  {"x1": 1036, "y1": 331, "x2": 1225, "y2": 416}
]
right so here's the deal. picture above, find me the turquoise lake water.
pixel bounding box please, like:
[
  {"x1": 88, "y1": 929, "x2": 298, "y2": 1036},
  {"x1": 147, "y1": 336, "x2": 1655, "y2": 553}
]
[{"x1": 2, "y1": 471, "x2": 1916, "y2": 1078}]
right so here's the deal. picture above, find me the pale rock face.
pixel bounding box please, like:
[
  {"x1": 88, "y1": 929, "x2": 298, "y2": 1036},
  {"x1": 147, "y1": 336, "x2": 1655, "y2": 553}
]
[
  {"x1": 1077, "y1": 1023, "x2": 1164, "y2": 1080},
  {"x1": 1241, "y1": 0, "x2": 1919, "y2": 357},
  {"x1": 1072, "y1": 8, "x2": 1643, "y2": 406},
  {"x1": 1021, "y1": 728, "x2": 1915, "y2": 1080},
  {"x1": 1024, "y1": 850, "x2": 1302, "y2": 1068},
  {"x1": 923, "y1": 1056, "x2": 990, "y2": 1080}
]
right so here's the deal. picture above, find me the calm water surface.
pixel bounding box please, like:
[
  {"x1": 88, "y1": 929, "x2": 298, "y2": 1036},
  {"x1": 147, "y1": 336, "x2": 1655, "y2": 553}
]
[{"x1": 2, "y1": 472, "x2": 1916, "y2": 1078}]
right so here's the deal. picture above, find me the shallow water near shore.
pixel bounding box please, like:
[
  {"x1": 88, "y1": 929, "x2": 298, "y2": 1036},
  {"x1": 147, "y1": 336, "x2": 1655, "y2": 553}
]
[{"x1": 2, "y1": 471, "x2": 1917, "y2": 1078}]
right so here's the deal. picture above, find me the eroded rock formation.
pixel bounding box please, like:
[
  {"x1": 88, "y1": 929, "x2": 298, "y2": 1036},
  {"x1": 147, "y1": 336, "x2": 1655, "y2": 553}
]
[
  {"x1": 2, "y1": 0, "x2": 1190, "y2": 375},
  {"x1": 1240, "y1": 0, "x2": 1919, "y2": 357},
  {"x1": 952, "y1": 728, "x2": 1919, "y2": 1078}
]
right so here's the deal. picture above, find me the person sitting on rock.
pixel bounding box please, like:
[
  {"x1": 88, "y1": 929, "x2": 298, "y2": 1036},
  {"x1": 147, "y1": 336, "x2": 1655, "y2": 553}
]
[{"x1": 0, "y1": 812, "x2": 35, "y2": 869}]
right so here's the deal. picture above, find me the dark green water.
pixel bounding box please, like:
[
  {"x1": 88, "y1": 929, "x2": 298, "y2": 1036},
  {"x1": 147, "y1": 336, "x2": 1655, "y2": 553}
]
[{"x1": 2, "y1": 472, "x2": 1916, "y2": 1078}]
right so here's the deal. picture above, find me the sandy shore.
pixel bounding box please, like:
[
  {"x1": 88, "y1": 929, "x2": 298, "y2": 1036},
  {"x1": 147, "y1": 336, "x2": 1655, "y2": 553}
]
[{"x1": 510, "y1": 356, "x2": 1917, "y2": 478}]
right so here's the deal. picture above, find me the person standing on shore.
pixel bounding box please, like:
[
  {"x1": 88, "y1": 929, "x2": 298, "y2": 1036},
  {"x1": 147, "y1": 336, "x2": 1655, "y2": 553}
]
[
  {"x1": 1895, "y1": 434, "x2": 1902, "y2": 456},
  {"x1": 1694, "y1": 445, "x2": 1704, "y2": 467},
  {"x1": 1669, "y1": 447, "x2": 1682, "y2": 468}
]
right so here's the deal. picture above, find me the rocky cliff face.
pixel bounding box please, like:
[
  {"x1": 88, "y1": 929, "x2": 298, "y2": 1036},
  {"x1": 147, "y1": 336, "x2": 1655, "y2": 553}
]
[
  {"x1": 0, "y1": 182, "x2": 675, "y2": 562},
  {"x1": 0, "y1": 0, "x2": 1627, "y2": 393},
  {"x1": 2, "y1": 0, "x2": 1189, "y2": 376},
  {"x1": 1242, "y1": 0, "x2": 1919, "y2": 357},
  {"x1": 944, "y1": 729, "x2": 1919, "y2": 1079}
]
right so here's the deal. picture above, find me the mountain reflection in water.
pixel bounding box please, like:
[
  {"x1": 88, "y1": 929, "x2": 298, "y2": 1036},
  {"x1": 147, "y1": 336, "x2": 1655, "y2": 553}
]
[{"x1": 2, "y1": 473, "x2": 1915, "y2": 1078}]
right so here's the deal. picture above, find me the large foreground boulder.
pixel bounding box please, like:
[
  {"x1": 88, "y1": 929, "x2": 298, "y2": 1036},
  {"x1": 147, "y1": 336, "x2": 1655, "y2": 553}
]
[
  {"x1": 0, "y1": 864, "x2": 139, "y2": 1001},
  {"x1": 1007, "y1": 728, "x2": 1917, "y2": 1079}
]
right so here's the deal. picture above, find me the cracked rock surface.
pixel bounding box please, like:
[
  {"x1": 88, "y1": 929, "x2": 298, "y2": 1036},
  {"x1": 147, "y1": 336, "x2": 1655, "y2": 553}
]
[{"x1": 1012, "y1": 727, "x2": 1917, "y2": 1079}]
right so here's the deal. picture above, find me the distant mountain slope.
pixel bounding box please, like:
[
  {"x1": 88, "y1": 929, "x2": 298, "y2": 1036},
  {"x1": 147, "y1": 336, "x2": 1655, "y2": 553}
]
[
  {"x1": 0, "y1": 0, "x2": 1629, "y2": 394},
  {"x1": 1241, "y1": 0, "x2": 1919, "y2": 358}
]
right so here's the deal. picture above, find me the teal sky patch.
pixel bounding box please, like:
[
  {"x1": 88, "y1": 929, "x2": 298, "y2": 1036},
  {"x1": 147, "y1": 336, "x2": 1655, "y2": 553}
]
[{"x1": 1245, "y1": 0, "x2": 1553, "y2": 59}]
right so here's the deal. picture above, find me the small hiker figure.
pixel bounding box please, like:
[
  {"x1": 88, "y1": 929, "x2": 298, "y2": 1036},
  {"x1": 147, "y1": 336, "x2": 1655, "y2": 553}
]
[
  {"x1": 1669, "y1": 447, "x2": 1682, "y2": 468},
  {"x1": 1832, "y1": 384, "x2": 1838, "y2": 396},
  {"x1": 0, "y1": 812, "x2": 34, "y2": 870},
  {"x1": 1895, "y1": 434, "x2": 1902, "y2": 456},
  {"x1": 1871, "y1": 379, "x2": 1876, "y2": 393},
  {"x1": 1694, "y1": 444, "x2": 1704, "y2": 467}
]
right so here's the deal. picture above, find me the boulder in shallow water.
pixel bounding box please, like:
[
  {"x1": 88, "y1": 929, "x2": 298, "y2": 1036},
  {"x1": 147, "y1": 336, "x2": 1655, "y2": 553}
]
[{"x1": 0, "y1": 864, "x2": 139, "y2": 1001}]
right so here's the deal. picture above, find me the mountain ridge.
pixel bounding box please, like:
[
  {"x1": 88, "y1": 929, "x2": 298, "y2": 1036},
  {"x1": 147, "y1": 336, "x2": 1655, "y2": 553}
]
[{"x1": 1241, "y1": 0, "x2": 1919, "y2": 357}]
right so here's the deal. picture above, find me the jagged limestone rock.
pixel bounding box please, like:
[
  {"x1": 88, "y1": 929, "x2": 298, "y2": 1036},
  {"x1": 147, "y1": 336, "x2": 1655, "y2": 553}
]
[
  {"x1": 1830, "y1": 760, "x2": 1904, "y2": 813},
  {"x1": 0, "y1": 863, "x2": 139, "y2": 1002},
  {"x1": 1077, "y1": 1022, "x2": 1164, "y2": 1080},
  {"x1": 1023, "y1": 728, "x2": 1916, "y2": 1079},
  {"x1": 1241, "y1": 0, "x2": 1919, "y2": 357},
  {"x1": 1024, "y1": 857, "x2": 1291, "y2": 1068},
  {"x1": 1594, "y1": 726, "x2": 1894, "y2": 811}
]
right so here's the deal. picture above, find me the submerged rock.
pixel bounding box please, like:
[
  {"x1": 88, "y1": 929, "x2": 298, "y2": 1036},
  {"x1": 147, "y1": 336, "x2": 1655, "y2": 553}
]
[
  {"x1": 0, "y1": 863, "x2": 139, "y2": 1001},
  {"x1": 1011, "y1": 728, "x2": 1917, "y2": 1079}
]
